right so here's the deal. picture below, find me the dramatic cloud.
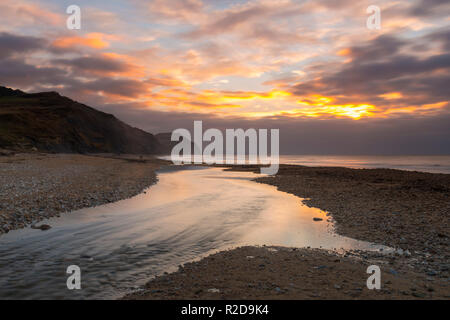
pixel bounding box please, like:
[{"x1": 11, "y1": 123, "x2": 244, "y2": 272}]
[
  {"x1": 289, "y1": 31, "x2": 450, "y2": 117},
  {"x1": 51, "y1": 33, "x2": 117, "y2": 50},
  {"x1": 409, "y1": 0, "x2": 450, "y2": 17},
  {"x1": 0, "y1": 58, "x2": 67, "y2": 87},
  {"x1": 0, "y1": 0, "x2": 449, "y2": 154},
  {"x1": 0, "y1": 32, "x2": 46, "y2": 58}
]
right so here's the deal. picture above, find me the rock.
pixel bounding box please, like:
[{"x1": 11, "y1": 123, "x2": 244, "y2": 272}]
[
  {"x1": 412, "y1": 292, "x2": 426, "y2": 298},
  {"x1": 313, "y1": 217, "x2": 323, "y2": 221},
  {"x1": 0, "y1": 149, "x2": 15, "y2": 156},
  {"x1": 389, "y1": 269, "x2": 398, "y2": 276},
  {"x1": 426, "y1": 270, "x2": 438, "y2": 276},
  {"x1": 31, "y1": 224, "x2": 51, "y2": 231},
  {"x1": 207, "y1": 288, "x2": 220, "y2": 293},
  {"x1": 314, "y1": 265, "x2": 327, "y2": 270}
]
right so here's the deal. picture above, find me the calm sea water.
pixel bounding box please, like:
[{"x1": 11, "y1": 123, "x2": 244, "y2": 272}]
[
  {"x1": 278, "y1": 155, "x2": 450, "y2": 174},
  {"x1": 0, "y1": 166, "x2": 389, "y2": 300},
  {"x1": 161, "y1": 155, "x2": 450, "y2": 174}
]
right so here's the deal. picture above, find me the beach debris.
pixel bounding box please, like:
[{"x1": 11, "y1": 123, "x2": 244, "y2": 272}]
[
  {"x1": 313, "y1": 217, "x2": 323, "y2": 221},
  {"x1": 246, "y1": 256, "x2": 255, "y2": 259},
  {"x1": 207, "y1": 288, "x2": 220, "y2": 293}
]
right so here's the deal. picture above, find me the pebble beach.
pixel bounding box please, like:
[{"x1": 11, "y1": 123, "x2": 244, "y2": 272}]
[
  {"x1": 0, "y1": 153, "x2": 165, "y2": 234},
  {"x1": 0, "y1": 154, "x2": 448, "y2": 299}
]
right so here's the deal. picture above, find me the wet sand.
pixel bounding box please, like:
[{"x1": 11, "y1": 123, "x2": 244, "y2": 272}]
[
  {"x1": 128, "y1": 164, "x2": 449, "y2": 300},
  {"x1": 124, "y1": 246, "x2": 449, "y2": 300}
]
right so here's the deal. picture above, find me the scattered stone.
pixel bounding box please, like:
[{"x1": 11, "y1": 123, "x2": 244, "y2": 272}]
[
  {"x1": 31, "y1": 224, "x2": 51, "y2": 231},
  {"x1": 389, "y1": 269, "x2": 398, "y2": 276},
  {"x1": 207, "y1": 288, "x2": 220, "y2": 293},
  {"x1": 314, "y1": 265, "x2": 327, "y2": 270},
  {"x1": 123, "y1": 246, "x2": 450, "y2": 300},
  {"x1": 0, "y1": 154, "x2": 163, "y2": 235},
  {"x1": 412, "y1": 292, "x2": 426, "y2": 298}
]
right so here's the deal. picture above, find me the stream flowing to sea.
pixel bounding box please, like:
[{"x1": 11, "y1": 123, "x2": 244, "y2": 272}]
[{"x1": 0, "y1": 166, "x2": 389, "y2": 300}]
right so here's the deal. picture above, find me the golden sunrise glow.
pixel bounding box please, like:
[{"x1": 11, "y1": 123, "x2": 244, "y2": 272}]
[
  {"x1": 52, "y1": 33, "x2": 111, "y2": 49},
  {"x1": 286, "y1": 104, "x2": 376, "y2": 119},
  {"x1": 4, "y1": 0, "x2": 447, "y2": 122},
  {"x1": 297, "y1": 95, "x2": 334, "y2": 106},
  {"x1": 219, "y1": 90, "x2": 292, "y2": 101},
  {"x1": 379, "y1": 92, "x2": 403, "y2": 100},
  {"x1": 337, "y1": 48, "x2": 351, "y2": 56}
]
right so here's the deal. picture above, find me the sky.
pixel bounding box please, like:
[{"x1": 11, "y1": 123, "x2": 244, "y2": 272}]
[{"x1": 0, "y1": 0, "x2": 449, "y2": 154}]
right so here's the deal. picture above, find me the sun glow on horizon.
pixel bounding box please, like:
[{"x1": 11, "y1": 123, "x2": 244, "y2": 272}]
[{"x1": 3, "y1": 0, "x2": 447, "y2": 122}]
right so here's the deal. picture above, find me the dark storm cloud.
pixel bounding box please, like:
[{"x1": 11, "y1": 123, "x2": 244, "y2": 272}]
[
  {"x1": 424, "y1": 29, "x2": 450, "y2": 52},
  {"x1": 326, "y1": 53, "x2": 450, "y2": 90},
  {"x1": 0, "y1": 32, "x2": 142, "y2": 97},
  {"x1": 387, "y1": 74, "x2": 450, "y2": 104},
  {"x1": 0, "y1": 58, "x2": 67, "y2": 87},
  {"x1": 410, "y1": 0, "x2": 450, "y2": 17},
  {"x1": 52, "y1": 56, "x2": 130, "y2": 74},
  {"x1": 0, "y1": 32, "x2": 46, "y2": 59},
  {"x1": 76, "y1": 78, "x2": 149, "y2": 98},
  {"x1": 348, "y1": 35, "x2": 405, "y2": 61},
  {"x1": 291, "y1": 31, "x2": 450, "y2": 106}
]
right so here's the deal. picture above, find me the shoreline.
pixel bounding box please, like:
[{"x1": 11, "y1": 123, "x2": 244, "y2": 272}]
[
  {"x1": 1, "y1": 154, "x2": 448, "y2": 299},
  {"x1": 0, "y1": 153, "x2": 169, "y2": 234},
  {"x1": 126, "y1": 163, "x2": 449, "y2": 300},
  {"x1": 124, "y1": 246, "x2": 449, "y2": 300},
  {"x1": 224, "y1": 165, "x2": 449, "y2": 252}
]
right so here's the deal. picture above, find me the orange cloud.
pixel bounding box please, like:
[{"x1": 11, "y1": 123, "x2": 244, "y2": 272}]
[
  {"x1": 0, "y1": 1, "x2": 64, "y2": 27},
  {"x1": 52, "y1": 33, "x2": 117, "y2": 50},
  {"x1": 337, "y1": 48, "x2": 351, "y2": 56},
  {"x1": 378, "y1": 92, "x2": 403, "y2": 100}
]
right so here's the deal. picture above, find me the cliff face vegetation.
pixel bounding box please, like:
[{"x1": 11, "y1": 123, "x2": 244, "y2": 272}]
[{"x1": 0, "y1": 86, "x2": 162, "y2": 154}]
